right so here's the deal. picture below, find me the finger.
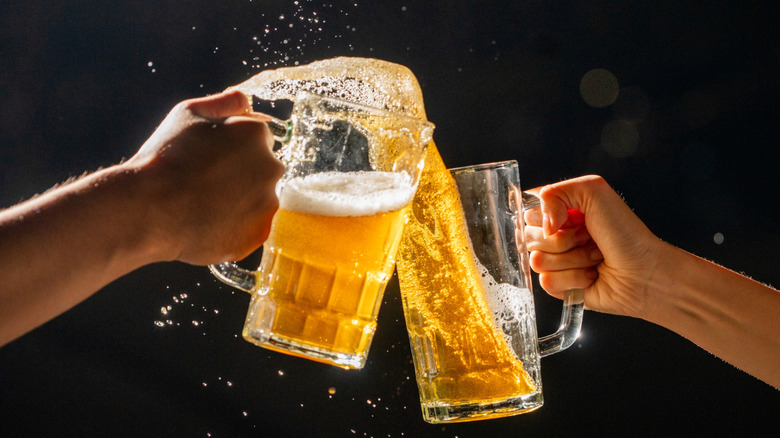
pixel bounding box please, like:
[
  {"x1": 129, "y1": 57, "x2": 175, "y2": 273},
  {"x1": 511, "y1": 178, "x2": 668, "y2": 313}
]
[
  {"x1": 227, "y1": 112, "x2": 273, "y2": 123},
  {"x1": 540, "y1": 192, "x2": 570, "y2": 238},
  {"x1": 524, "y1": 207, "x2": 543, "y2": 227},
  {"x1": 525, "y1": 205, "x2": 585, "y2": 230},
  {"x1": 525, "y1": 224, "x2": 591, "y2": 253},
  {"x1": 186, "y1": 90, "x2": 252, "y2": 119},
  {"x1": 220, "y1": 117, "x2": 277, "y2": 153},
  {"x1": 538, "y1": 176, "x2": 608, "y2": 237},
  {"x1": 529, "y1": 243, "x2": 603, "y2": 272},
  {"x1": 538, "y1": 268, "x2": 598, "y2": 299}
]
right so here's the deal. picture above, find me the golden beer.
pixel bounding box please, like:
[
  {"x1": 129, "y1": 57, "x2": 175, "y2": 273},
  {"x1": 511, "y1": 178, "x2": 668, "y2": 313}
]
[
  {"x1": 243, "y1": 171, "x2": 412, "y2": 368},
  {"x1": 396, "y1": 145, "x2": 537, "y2": 422}
]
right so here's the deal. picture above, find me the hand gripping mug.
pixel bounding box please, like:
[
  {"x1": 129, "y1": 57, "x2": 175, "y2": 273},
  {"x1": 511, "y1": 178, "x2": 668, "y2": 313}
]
[
  {"x1": 396, "y1": 160, "x2": 583, "y2": 423},
  {"x1": 211, "y1": 91, "x2": 434, "y2": 369}
]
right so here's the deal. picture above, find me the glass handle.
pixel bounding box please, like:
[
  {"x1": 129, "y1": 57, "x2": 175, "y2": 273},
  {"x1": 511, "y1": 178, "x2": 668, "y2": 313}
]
[
  {"x1": 538, "y1": 289, "x2": 585, "y2": 357},
  {"x1": 522, "y1": 191, "x2": 541, "y2": 211},
  {"x1": 266, "y1": 118, "x2": 292, "y2": 143},
  {"x1": 209, "y1": 262, "x2": 257, "y2": 293},
  {"x1": 521, "y1": 191, "x2": 585, "y2": 356}
]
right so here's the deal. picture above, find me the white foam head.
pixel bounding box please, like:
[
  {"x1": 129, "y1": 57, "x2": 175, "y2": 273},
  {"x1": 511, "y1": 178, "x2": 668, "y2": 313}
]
[{"x1": 279, "y1": 171, "x2": 415, "y2": 216}]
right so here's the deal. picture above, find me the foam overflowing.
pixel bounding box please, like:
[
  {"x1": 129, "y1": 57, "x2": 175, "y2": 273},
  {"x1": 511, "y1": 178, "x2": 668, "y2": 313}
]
[
  {"x1": 226, "y1": 57, "x2": 427, "y2": 119},
  {"x1": 280, "y1": 171, "x2": 414, "y2": 217},
  {"x1": 475, "y1": 256, "x2": 535, "y2": 349}
]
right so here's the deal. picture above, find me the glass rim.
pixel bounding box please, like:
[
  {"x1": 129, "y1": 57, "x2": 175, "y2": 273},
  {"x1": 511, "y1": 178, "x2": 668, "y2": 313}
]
[{"x1": 449, "y1": 160, "x2": 518, "y2": 175}]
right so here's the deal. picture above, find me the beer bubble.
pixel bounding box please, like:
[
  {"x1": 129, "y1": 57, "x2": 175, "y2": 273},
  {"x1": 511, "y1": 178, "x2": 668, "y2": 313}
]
[
  {"x1": 714, "y1": 232, "x2": 724, "y2": 244},
  {"x1": 476, "y1": 256, "x2": 535, "y2": 349}
]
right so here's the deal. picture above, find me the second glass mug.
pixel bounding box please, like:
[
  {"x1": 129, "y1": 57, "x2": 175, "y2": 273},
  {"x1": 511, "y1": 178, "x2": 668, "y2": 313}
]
[
  {"x1": 396, "y1": 160, "x2": 584, "y2": 423},
  {"x1": 211, "y1": 91, "x2": 434, "y2": 369}
]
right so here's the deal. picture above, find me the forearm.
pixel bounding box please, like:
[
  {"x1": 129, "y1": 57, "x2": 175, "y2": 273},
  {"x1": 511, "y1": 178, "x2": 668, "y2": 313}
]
[
  {"x1": 644, "y1": 243, "x2": 780, "y2": 388},
  {"x1": 0, "y1": 164, "x2": 167, "y2": 346}
]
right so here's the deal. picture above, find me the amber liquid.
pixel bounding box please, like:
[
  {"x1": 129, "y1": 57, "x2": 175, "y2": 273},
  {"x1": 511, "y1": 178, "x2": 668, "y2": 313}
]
[
  {"x1": 244, "y1": 203, "x2": 408, "y2": 368},
  {"x1": 396, "y1": 143, "x2": 537, "y2": 417}
]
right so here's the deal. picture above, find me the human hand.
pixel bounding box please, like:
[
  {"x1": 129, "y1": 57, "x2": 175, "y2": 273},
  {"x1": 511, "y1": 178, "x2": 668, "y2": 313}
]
[
  {"x1": 524, "y1": 175, "x2": 666, "y2": 319},
  {"x1": 124, "y1": 91, "x2": 285, "y2": 265}
]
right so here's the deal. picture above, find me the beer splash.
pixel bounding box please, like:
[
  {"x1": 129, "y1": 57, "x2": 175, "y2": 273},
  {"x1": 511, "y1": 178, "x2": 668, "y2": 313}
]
[
  {"x1": 227, "y1": 56, "x2": 534, "y2": 406},
  {"x1": 227, "y1": 57, "x2": 426, "y2": 117}
]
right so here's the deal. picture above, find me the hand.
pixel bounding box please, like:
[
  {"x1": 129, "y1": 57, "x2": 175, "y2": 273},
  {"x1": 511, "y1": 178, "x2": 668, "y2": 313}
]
[
  {"x1": 524, "y1": 175, "x2": 665, "y2": 319},
  {"x1": 124, "y1": 91, "x2": 285, "y2": 265}
]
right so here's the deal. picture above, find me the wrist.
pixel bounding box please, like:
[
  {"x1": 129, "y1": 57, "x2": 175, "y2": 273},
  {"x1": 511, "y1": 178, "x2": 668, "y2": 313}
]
[
  {"x1": 640, "y1": 241, "x2": 719, "y2": 332},
  {"x1": 102, "y1": 162, "x2": 178, "y2": 265}
]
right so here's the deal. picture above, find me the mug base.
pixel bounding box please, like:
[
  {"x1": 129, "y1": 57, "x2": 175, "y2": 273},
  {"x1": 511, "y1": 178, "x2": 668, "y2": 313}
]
[
  {"x1": 244, "y1": 330, "x2": 368, "y2": 370},
  {"x1": 420, "y1": 391, "x2": 543, "y2": 424}
]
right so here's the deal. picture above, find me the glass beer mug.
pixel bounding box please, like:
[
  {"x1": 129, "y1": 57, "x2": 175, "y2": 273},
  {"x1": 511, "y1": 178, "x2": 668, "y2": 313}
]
[
  {"x1": 396, "y1": 160, "x2": 584, "y2": 423},
  {"x1": 211, "y1": 91, "x2": 434, "y2": 369}
]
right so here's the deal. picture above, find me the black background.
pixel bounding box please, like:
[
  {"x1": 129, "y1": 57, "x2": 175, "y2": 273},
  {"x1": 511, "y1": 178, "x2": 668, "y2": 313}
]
[{"x1": 1, "y1": 1, "x2": 778, "y2": 436}]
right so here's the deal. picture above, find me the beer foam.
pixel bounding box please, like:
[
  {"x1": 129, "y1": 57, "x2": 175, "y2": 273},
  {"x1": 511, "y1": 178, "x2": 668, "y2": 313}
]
[
  {"x1": 475, "y1": 257, "x2": 535, "y2": 341},
  {"x1": 279, "y1": 171, "x2": 414, "y2": 216},
  {"x1": 227, "y1": 57, "x2": 427, "y2": 119}
]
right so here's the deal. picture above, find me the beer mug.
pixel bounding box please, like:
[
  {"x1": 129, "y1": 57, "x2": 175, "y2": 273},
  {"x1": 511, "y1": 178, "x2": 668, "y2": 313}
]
[
  {"x1": 211, "y1": 91, "x2": 434, "y2": 369},
  {"x1": 397, "y1": 160, "x2": 584, "y2": 423}
]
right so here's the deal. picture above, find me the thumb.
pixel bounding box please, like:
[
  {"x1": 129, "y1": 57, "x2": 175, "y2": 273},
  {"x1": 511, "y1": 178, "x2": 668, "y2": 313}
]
[
  {"x1": 538, "y1": 175, "x2": 608, "y2": 237},
  {"x1": 185, "y1": 90, "x2": 253, "y2": 119}
]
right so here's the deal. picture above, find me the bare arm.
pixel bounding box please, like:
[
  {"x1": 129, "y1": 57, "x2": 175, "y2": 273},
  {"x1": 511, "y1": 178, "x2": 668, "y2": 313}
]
[
  {"x1": 525, "y1": 175, "x2": 780, "y2": 388},
  {"x1": 0, "y1": 91, "x2": 284, "y2": 347}
]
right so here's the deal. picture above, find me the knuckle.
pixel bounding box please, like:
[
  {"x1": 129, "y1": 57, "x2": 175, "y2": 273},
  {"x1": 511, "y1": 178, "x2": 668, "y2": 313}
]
[
  {"x1": 528, "y1": 250, "x2": 546, "y2": 270},
  {"x1": 538, "y1": 273, "x2": 559, "y2": 294}
]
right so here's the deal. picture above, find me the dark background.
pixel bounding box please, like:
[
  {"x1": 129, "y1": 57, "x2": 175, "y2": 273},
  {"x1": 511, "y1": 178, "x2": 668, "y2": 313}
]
[{"x1": 1, "y1": 1, "x2": 778, "y2": 436}]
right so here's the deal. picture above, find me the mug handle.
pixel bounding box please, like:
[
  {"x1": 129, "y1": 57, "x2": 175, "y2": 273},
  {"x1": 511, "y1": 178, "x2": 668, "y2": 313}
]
[
  {"x1": 209, "y1": 263, "x2": 257, "y2": 293},
  {"x1": 208, "y1": 116, "x2": 292, "y2": 293},
  {"x1": 521, "y1": 192, "x2": 585, "y2": 357}
]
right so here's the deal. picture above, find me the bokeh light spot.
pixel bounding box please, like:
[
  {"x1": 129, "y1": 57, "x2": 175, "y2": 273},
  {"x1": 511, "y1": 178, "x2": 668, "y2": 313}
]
[{"x1": 580, "y1": 68, "x2": 619, "y2": 108}]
